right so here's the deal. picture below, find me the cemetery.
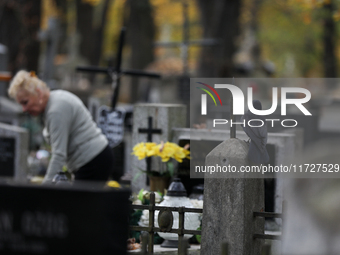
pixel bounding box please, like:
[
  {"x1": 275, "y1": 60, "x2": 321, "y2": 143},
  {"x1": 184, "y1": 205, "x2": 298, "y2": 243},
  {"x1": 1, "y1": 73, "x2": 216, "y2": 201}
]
[{"x1": 1, "y1": 1, "x2": 340, "y2": 255}]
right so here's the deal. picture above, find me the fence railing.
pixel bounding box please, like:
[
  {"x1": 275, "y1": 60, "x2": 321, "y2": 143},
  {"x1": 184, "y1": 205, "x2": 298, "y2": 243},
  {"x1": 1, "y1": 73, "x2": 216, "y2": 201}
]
[
  {"x1": 253, "y1": 201, "x2": 285, "y2": 241},
  {"x1": 130, "y1": 192, "x2": 202, "y2": 255},
  {"x1": 129, "y1": 192, "x2": 284, "y2": 254}
]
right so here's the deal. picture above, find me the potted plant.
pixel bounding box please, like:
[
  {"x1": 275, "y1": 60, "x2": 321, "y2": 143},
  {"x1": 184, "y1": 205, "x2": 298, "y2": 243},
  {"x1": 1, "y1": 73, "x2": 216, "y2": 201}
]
[{"x1": 131, "y1": 141, "x2": 190, "y2": 193}]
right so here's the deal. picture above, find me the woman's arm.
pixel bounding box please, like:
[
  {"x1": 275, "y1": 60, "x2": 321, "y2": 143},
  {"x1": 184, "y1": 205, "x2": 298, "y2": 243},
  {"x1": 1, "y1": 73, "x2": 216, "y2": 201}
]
[{"x1": 43, "y1": 109, "x2": 72, "y2": 183}]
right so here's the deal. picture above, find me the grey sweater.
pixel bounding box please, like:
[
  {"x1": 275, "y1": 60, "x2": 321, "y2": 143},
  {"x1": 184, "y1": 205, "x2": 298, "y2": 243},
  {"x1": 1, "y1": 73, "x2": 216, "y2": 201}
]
[{"x1": 43, "y1": 90, "x2": 108, "y2": 182}]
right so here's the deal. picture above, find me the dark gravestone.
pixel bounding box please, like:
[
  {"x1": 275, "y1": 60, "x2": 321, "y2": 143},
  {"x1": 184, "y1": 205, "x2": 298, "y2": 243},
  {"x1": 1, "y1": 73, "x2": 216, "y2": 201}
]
[
  {"x1": 0, "y1": 183, "x2": 131, "y2": 255},
  {"x1": 0, "y1": 138, "x2": 15, "y2": 177},
  {"x1": 0, "y1": 123, "x2": 28, "y2": 181}
]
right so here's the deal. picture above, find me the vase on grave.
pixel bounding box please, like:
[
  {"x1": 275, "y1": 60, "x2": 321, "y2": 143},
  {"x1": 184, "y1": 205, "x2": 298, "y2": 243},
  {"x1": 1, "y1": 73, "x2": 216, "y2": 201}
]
[
  {"x1": 131, "y1": 141, "x2": 190, "y2": 194},
  {"x1": 149, "y1": 176, "x2": 170, "y2": 194},
  {"x1": 148, "y1": 159, "x2": 171, "y2": 194}
]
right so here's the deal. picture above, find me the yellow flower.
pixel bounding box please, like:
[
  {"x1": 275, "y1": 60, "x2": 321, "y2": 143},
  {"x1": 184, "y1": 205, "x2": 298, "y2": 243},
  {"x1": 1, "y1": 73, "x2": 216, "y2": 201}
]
[
  {"x1": 145, "y1": 142, "x2": 158, "y2": 157},
  {"x1": 132, "y1": 142, "x2": 147, "y2": 160},
  {"x1": 132, "y1": 141, "x2": 190, "y2": 163},
  {"x1": 106, "y1": 181, "x2": 120, "y2": 188}
]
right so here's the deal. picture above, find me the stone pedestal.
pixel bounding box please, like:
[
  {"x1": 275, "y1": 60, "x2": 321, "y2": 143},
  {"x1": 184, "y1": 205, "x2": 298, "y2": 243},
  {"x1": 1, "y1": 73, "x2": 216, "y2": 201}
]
[
  {"x1": 132, "y1": 104, "x2": 186, "y2": 192},
  {"x1": 201, "y1": 138, "x2": 264, "y2": 255}
]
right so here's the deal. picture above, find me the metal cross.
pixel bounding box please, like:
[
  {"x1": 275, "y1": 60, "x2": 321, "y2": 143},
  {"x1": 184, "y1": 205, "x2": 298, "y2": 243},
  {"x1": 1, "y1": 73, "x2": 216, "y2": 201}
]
[
  {"x1": 76, "y1": 27, "x2": 161, "y2": 110},
  {"x1": 138, "y1": 116, "x2": 162, "y2": 174}
]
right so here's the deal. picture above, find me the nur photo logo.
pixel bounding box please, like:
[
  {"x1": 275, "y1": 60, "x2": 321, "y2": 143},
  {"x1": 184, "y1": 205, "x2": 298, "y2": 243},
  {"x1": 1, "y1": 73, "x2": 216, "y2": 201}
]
[
  {"x1": 196, "y1": 81, "x2": 312, "y2": 128},
  {"x1": 196, "y1": 82, "x2": 223, "y2": 115}
]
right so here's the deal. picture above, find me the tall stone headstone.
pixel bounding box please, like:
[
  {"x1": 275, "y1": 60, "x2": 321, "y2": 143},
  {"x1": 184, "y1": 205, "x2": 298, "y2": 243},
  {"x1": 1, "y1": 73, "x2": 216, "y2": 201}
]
[
  {"x1": 282, "y1": 138, "x2": 340, "y2": 255},
  {"x1": 0, "y1": 123, "x2": 28, "y2": 181},
  {"x1": 201, "y1": 138, "x2": 264, "y2": 255},
  {"x1": 132, "y1": 103, "x2": 187, "y2": 192}
]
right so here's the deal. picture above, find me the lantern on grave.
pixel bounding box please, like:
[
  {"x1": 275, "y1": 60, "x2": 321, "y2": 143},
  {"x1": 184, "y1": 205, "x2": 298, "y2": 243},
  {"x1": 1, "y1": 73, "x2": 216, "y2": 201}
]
[{"x1": 155, "y1": 178, "x2": 200, "y2": 248}]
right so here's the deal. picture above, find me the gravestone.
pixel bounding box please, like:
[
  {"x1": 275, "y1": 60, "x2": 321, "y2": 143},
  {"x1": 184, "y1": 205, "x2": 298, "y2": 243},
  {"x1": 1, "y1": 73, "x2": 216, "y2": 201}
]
[
  {"x1": 0, "y1": 97, "x2": 22, "y2": 126},
  {"x1": 173, "y1": 127, "x2": 296, "y2": 219},
  {"x1": 97, "y1": 105, "x2": 126, "y2": 148},
  {"x1": 282, "y1": 138, "x2": 340, "y2": 254},
  {"x1": 0, "y1": 181, "x2": 130, "y2": 255},
  {"x1": 0, "y1": 123, "x2": 28, "y2": 181},
  {"x1": 131, "y1": 104, "x2": 187, "y2": 192},
  {"x1": 201, "y1": 138, "x2": 264, "y2": 255}
]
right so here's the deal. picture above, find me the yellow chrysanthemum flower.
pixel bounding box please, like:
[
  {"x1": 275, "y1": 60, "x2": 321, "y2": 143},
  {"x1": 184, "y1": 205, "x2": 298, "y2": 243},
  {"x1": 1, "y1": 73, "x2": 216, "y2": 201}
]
[
  {"x1": 131, "y1": 142, "x2": 147, "y2": 160},
  {"x1": 132, "y1": 141, "x2": 190, "y2": 163},
  {"x1": 145, "y1": 142, "x2": 158, "y2": 157}
]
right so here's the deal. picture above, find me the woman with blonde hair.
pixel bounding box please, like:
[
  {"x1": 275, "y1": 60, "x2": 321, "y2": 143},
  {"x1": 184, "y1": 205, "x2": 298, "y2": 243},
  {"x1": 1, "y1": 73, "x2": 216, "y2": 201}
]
[{"x1": 8, "y1": 70, "x2": 113, "y2": 183}]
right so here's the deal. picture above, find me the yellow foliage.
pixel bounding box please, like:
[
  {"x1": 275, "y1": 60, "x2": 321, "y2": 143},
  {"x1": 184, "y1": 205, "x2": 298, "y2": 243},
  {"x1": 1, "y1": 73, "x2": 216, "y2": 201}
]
[
  {"x1": 82, "y1": 0, "x2": 102, "y2": 6},
  {"x1": 41, "y1": 0, "x2": 60, "y2": 30},
  {"x1": 103, "y1": 0, "x2": 126, "y2": 57},
  {"x1": 102, "y1": 0, "x2": 203, "y2": 64}
]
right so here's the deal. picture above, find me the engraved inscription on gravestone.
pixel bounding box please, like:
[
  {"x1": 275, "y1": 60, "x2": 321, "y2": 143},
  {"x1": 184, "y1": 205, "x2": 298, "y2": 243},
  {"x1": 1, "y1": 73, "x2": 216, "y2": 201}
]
[
  {"x1": 0, "y1": 138, "x2": 15, "y2": 177},
  {"x1": 0, "y1": 184, "x2": 131, "y2": 255},
  {"x1": 98, "y1": 106, "x2": 126, "y2": 148}
]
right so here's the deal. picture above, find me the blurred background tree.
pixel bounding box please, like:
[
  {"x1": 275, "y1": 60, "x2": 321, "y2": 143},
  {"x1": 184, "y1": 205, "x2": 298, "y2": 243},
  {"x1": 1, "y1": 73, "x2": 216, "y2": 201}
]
[
  {"x1": 0, "y1": 0, "x2": 41, "y2": 73},
  {"x1": 1, "y1": 0, "x2": 340, "y2": 83}
]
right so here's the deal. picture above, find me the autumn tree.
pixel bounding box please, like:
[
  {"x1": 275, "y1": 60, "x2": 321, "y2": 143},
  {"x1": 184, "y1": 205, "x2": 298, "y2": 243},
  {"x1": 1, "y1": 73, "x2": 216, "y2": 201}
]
[
  {"x1": 196, "y1": 0, "x2": 242, "y2": 77},
  {"x1": 124, "y1": 0, "x2": 155, "y2": 102},
  {"x1": 76, "y1": 0, "x2": 111, "y2": 66},
  {"x1": 258, "y1": 0, "x2": 339, "y2": 77}
]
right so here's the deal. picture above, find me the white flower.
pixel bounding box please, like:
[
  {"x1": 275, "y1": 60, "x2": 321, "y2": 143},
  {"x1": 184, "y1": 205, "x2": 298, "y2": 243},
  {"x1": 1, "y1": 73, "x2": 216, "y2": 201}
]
[
  {"x1": 133, "y1": 200, "x2": 142, "y2": 205},
  {"x1": 154, "y1": 192, "x2": 162, "y2": 203},
  {"x1": 138, "y1": 210, "x2": 150, "y2": 227},
  {"x1": 190, "y1": 199, "x2": 203, "y2": 209}
]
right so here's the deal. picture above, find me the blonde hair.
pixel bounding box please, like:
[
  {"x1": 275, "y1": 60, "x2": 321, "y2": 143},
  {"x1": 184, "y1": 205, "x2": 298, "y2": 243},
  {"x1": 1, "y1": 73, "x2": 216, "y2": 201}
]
[{"x1": 8, "y1": 70, "x2": 49, "y2": 99}]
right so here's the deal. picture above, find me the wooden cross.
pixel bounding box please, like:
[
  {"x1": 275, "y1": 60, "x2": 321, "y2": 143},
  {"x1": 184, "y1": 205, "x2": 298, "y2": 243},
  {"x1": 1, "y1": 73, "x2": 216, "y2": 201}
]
[
  {"x1": 138, "y1": 116, "x2": 162, "y2": 174},
  {"x1": 76, "y1": 27, "x2": 161, "y2": 110}
]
